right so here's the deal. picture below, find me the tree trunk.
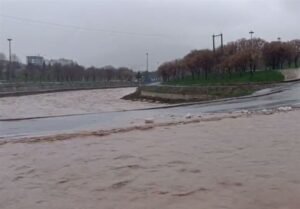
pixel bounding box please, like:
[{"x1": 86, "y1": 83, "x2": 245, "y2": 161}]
[{"x1": 204, "y1": 69, "x2": 208, "y2": 80}]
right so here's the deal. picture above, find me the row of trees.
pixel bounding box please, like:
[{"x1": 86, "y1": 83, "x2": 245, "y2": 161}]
[
  {"x1": 0, "y1": 54, "x2": 135, "y2": 82},
  {"x1": 0, "y1": 53, "x2": 21, "y2": 81},
  {"x1": 22, "y1": 64, "x2": 135, "y2": 82},
  {"x1": 158, "y1": 38, "x2": 300, "y2": 82}
]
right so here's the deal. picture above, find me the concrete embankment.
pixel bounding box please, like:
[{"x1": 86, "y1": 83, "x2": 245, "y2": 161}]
[
  {"x1": 123, "y1": 84, "x2": 275, "y2": 103},
  {"x1": 0, "y1": 81, "x2": 136, "y2": 97},
  {"x1": 280, "y1": 68, "x2": 300, "y2": 81}
]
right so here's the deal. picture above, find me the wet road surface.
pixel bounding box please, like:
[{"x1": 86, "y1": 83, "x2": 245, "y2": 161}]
[{"x1": 1, "y1": 82, "x2": 300, "y2": 140}]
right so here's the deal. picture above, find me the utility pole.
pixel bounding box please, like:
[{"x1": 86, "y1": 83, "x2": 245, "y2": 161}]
[
  {"x1": 212, "y1": 33, "x2": 223, "y2": 53},
  {"x1": 212, "y1": 34, "x2": 215, "y2": 53},
  {"x1": 7, "y1": 38, "x2": 12, "y2": 81}
]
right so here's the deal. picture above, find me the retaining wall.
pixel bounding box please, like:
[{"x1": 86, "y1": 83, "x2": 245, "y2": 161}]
[
  {"x1": 135, "y1": 84, "x2": 274, "y2": 102},
  {"x1": 280, "y1": 68, "x2": 300, "y2": 81}
]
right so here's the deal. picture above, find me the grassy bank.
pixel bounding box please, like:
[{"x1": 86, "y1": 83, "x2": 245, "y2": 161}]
[
  {"x1": 166, "y1": 70, "x2": 284, "y2": 86},
  {"x1": 123, "y1": 83, "x2": 275, "y2": 104}
]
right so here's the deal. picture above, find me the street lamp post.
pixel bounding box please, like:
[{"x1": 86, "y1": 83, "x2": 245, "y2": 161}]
[
  {"x1": 249, "y1": 31, "x2": 254, "y2": 49},
  {"x1": 249, "y1": 31, "x2": 254, "y2": 77},
  {"x1": 249, "y1": 31, "x2": 254, "y2": 41},
  {"x1": 7, "y1": 38, "x2": 12, "y2": 81},
  {"x1": 146, "y1": 52, "x2": 149, "y2": 72}
]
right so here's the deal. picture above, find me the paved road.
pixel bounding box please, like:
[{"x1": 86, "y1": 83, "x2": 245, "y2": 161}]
[{"x1": 1, "y1": 82, "x2": 300, "y2": 140}]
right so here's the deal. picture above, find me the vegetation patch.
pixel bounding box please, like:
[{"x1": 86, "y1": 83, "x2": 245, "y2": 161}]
[
  {"x1": 166, "y1": 70, "x2": 284, "y2": 86},
  {"x1": 158, "y1": 38, "x2": 299, "y2": 84},
  {"x1": 123, "y1": 83, "x2": 275, "y2": 104}
]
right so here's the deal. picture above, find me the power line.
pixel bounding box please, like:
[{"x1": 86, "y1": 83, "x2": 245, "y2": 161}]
[{"x1": 0, "y1": 14, "x2": 168, "y2": 39}]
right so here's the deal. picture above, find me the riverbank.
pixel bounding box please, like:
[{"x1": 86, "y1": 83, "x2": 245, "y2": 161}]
[
  {"x1": 124, "y1": 69, "x2": 300, "y2": 103},
  {"x1": 124, "y1": 83, "x2": 277, "y2": 103},
  {"x1": 0, "y1": 109, "x2": 300, "y2": 209}
]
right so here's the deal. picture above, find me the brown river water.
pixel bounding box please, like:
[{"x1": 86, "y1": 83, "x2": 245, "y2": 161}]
[
  {"x1": 0, "y1": 110, "x2": 300, "y2": 209},
  {"x1": 0, "y1": 87, "x2": 162, "y2": 120}
]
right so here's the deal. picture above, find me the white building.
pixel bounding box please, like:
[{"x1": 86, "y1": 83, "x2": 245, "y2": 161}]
[
  {"x1": 48, "y1": 58, "x2": 76, "y2": 66},
  {"x1": 27, "y1": 56, "x2": 44, "y2": 67}
]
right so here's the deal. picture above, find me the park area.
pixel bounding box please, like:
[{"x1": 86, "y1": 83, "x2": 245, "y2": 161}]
[{"x1": 166, "y1": 70, "x2": 284, "y2": 86}]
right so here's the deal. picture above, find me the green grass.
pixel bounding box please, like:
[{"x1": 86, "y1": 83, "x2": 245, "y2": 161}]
[{"x1": 166, "y1": 70, "x2": 284, "y2": 86}]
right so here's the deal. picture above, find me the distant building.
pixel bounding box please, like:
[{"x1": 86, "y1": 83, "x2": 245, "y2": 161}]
[
  {"x1": 27, "y1": 56, "x2": 44, "y2": 67},
  {"x1": 48, "y1": 58, "x2": 76, "y2": 66},
  {"x1": 141, "y1": 71, "x2": 160, "y2": 83}
]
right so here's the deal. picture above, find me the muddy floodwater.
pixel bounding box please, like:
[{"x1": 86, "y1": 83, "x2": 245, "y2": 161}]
[
  {"x1": 0, "y1": 87, "x2": 162, "y2": 120},
  {"x1": 1, "y1": 82, "x2": 300, "y2": 139},
  {"x1": 0, "y1": 111, "x2": 300, "y2": 209}
]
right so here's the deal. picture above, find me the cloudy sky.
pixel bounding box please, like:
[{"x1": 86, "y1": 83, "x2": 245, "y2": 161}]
[{"x1": 0, "y1": 0, "x2": 299, "y2": 70}]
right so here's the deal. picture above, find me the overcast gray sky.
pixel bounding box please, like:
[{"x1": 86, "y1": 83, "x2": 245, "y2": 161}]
[{"x1": 0, "y1": 0, "x2": 299, "y2": 70}]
